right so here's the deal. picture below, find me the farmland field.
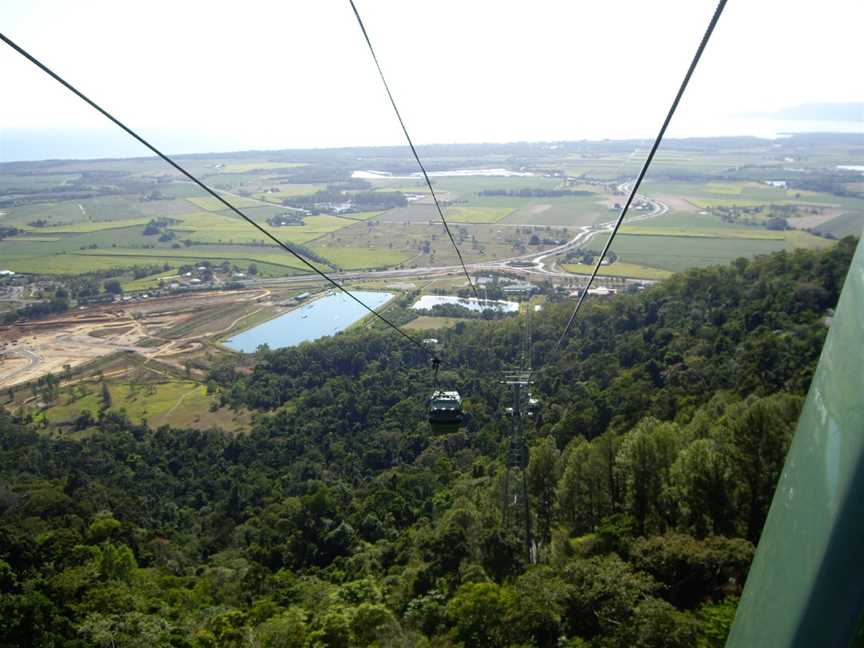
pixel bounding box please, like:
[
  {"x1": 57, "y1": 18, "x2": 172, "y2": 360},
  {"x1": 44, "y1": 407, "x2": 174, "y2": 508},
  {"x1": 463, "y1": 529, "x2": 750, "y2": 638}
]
[
  {"x1": 312, "y1": 246, "x2": 410, "y2": 270},
  {"x1": 1, "y1": 133, "x2": 860, "y2": 284},
  {"x1": 220, "y1": 162, "x2": 307, "y2": 173},
  {"x1": 172, "y1": 212, "x2": 353, "y2": 244},
  {"x1": 446, "y1": 206, "x2": 513, "y2": 223},
  {"x1": 186, "y1": 195, "x2": 264, "y2": 211},
  {"x1": 608, "y1": 234, "x2": 789, "y2": 272},
  {"x1": 78, "y1": 247, "x2": 314, "y2": 270},
  {"x1": 816, "y1": 212, "x2": 864, "y2": 238},
  {"x1": 19, "y1": 217, "x2": 155, "y2": 234},
  {"x1": 562, "y1": 262, "x2": 673, "y2": 280},
  {"x1": 502, "y1": 199, "x2": 611, "y2": 227},
  {"x1": 619, "y1": 225, "x2": 786, "y2": 240}
]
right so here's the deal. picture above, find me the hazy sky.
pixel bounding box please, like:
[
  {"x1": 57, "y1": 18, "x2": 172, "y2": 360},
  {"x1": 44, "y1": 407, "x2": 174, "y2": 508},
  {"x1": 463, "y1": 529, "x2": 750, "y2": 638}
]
[{"x1": 1, "y1": 0, "x2": 862, "y2": 156}]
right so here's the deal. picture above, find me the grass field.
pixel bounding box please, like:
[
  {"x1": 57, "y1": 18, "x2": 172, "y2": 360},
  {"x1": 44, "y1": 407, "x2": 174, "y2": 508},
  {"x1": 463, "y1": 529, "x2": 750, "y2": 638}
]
[
  {"x1": 403, "y1": 316, "x2": 470, "y2": 331},
  {"x1": 220, "y1": 162, "x2": 306, "y2": 173},
  {"x1": 782, "y1": 230, "x2": 835, "y2": 250},
  {"x1": 312, "y1": 246, "x2": 410, "y2": 270},
  {"x1": 186, "y1": 195, "x2": 264, "y2": 211},
  {"x1": 689, "y1": 198, "x2": 776, "y2": 209},
  {"x1": 562, "y1": 262, "x2": 673, "y2": 280},
  {"x1": 339, "y1": 211, "x2": 387, "y2": 221},
  {"x1": 171, "y1": 212, "x2": 354, "y2": 245},
  {"x1": 0, "y1": 254, "x2": 180, "y2": 274},
  {"x1": 19, "y1": 218, "x2": 155, "y2": 234},
  {"x1": 78, "y1": 247, "x2": 314, "y2": 270},
  {"x1": 619, "y1": 225, "x2": 786, "y2": 240},
  {"x1": 609, "y1": 234, "x2": 789, "y2": 272},
  {"x1": 500, "y1": 195, "x2": 609, "y2": 227},
  {"x1": 627, "y1": 211, "x2": 728, "y2": 229},
  {"x1": 251, "y1": 183, "x2": 324, "y2": 200},
  {"x1": 815, "y1": 212, "x2": 864, "y2": 238},
  {"x1": 121, "y1": 270, "x2": 178, "y2": 292},
  {"x1": 44, "y1": 380, "x2": 249, "y2": 431},
  {"x1": 446, "y1": 206, "x2": 513, "y2": 223}
]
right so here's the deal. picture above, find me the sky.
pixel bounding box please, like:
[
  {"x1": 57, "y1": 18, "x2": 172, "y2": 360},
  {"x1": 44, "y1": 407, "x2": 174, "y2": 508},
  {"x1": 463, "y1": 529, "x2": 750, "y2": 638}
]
[{"x1": 1, "y1": 0, "x2": 862, "y2": 160}]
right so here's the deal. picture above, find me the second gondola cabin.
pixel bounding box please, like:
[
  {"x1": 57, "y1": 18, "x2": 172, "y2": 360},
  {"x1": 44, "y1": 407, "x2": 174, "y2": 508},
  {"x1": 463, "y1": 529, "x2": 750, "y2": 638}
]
[{"x1": 428, "y1": 390, "x2": 463, "y2": 429}]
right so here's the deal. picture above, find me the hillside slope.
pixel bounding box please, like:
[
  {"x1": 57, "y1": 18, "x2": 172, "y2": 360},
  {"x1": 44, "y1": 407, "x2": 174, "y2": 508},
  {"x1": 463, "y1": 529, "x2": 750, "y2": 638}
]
[{"x1": 0, "y1": 237, "x2": 856, "y2": 647}]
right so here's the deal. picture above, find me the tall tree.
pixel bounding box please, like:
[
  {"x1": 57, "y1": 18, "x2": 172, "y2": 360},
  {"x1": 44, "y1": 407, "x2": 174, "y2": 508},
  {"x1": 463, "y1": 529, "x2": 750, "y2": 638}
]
[{"x1": 527, "y1": 436, "x2": 560, "y2": 546}]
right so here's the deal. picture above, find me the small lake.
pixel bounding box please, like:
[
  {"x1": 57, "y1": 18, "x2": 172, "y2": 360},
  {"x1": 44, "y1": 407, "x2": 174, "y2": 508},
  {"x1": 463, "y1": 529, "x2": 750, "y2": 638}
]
[
  {"x1": 225, "y1": 291, "x2": 393, "y2": 353},
  {"x1": 353, "y1": 168, "x2": 535, "y2": 180},
  {"x1": 412, "y1": 295, "x2": 519, "y2": 313}
]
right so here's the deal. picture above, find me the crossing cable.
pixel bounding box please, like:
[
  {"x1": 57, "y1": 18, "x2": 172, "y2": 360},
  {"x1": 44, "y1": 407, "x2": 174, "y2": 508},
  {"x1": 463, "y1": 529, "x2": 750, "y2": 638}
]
[
  {"x1": 547, "y1": 0, "x2": 728, "y2": 360},
  {"x1": 0, "y1": 31, "x2": 439, "y2": 364},
  {"x1": 349, "y1": 0, "x2": 481, "y2": 302}
]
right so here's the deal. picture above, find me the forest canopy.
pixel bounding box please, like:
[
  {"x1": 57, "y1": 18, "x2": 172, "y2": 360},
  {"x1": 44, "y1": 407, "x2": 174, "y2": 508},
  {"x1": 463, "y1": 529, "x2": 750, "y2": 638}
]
[{"x1": 0, "y1": 237, "x2": 856, "y2": 647}]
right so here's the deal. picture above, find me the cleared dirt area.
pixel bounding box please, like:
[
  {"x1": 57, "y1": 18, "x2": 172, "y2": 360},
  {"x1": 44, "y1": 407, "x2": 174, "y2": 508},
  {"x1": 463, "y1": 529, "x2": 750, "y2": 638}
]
[{"x1": 0, "y1": 289, "x2": 273, "y2": 388}]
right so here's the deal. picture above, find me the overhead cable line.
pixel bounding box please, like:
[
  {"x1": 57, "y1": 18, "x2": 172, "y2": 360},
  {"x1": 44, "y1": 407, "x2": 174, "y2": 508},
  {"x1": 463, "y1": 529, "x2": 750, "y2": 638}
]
[
  {"x1": 548, "y1": 0, "x2": 728, "y2": 358},
  {"x1": 0, "y1": 32, "x2": 438, "y2": 363},
  {"x1": 348, "y1": 0, "x2": 481, "y2": 302}
]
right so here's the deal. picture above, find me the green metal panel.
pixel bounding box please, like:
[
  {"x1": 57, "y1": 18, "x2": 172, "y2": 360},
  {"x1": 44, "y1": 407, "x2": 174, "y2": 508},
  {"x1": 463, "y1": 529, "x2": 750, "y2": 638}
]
[{"x1": 727, "y1": 235, "x2": 864, "y2": 648}]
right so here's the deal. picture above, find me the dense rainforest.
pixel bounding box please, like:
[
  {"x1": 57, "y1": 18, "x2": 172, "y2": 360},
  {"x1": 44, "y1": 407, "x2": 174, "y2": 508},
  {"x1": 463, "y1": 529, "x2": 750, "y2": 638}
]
[{"x1": 0, "y1": 237, "x2": 856, "y2": 648}]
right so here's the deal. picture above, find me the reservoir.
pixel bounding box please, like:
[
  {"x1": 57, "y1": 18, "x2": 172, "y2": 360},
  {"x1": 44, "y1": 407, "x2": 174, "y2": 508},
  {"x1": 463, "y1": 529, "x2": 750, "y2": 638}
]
[
  {"x1": 224, "y1": 291, "x2": 393, "y2": 353},
  {"x1": 412, "y1": 295, "x2": 519, "y2": 314},
  {"x1": 353, "y1": 168, "x2": 535, "y2": 180}
]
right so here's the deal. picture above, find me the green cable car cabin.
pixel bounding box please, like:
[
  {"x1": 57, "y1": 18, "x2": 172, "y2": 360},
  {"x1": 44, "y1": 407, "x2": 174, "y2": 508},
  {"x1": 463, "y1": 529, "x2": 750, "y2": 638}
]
[{"x1": 428, "y1": 390, "x2": 463, "y2": 426}]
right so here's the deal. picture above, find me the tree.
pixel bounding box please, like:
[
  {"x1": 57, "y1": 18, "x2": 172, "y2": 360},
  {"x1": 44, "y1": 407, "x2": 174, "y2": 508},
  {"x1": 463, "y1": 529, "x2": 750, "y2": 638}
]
[
  {"x1": 507, "y1": 567, "x2": 568, "y2": 647},
  {"x1": 560, "y1": 555, "x2": 657, "y2": 640},
  {"x1": 618, "y1": 597, "x2": 700, "y2": 648},
  {"x1": 78, "y1": 612, "x2": 171, "y2": 648},
  {"x1": 558, "y1": 437, "x2": 610, "y2": 535},
  {"x1": 629, "y1": 534, "x2": 753, "y2": 608},
  {"x1": 527, "y1": 436, "x2": 560, "y2": 546},
  {"x1": 248, "y1": 263, "x2": 258, "y2": 276},
  {"x1": 255, "y1": 608, "x2": 307, "y2": 648},
  {"x1": 101, "y1": 382, "x2": 112, "y2": 409},
  {"x1": 350, "y1": 603, "x2": 399, "y2": 646},
  {"x1": 96, "y1": 542, "x2": 137, "y2": 581},
  {"x1": 74, "y1": 409, "x2": 95, "y2": 431},
  {"x1": 307, "y1": 611, "x2": 351, "y2": 648},
  {"x1": 447, "y1": 582, "x2": 513, "y2": 648},
  {"x1": 697, "y1": 596, "x2": 739, "y2": 648},
  {"x1": 668, "y1": 438, "x2": 737, "y2": 536},
  {"x1": 103, "y1": 279, "x2": 123, "y2": 295},
  {"x1": 722, "y1": 394, "x2": 800, "y2": 541},
  {"x1": 615, "y1": 418, "x2": 681, "y2": 534}
]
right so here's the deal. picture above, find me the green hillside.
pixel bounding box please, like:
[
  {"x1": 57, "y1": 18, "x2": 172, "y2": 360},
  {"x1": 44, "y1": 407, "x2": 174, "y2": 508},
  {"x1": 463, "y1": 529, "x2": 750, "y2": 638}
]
[{"x1": 0, "y1": 238, "x2": 856, "y2": 647}]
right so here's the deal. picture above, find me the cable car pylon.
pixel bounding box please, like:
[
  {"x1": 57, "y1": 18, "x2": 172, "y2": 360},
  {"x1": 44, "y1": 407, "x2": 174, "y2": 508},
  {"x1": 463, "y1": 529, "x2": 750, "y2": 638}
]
[{"x1": 500, "y1": 365, "x2": 533, "y2": 563}]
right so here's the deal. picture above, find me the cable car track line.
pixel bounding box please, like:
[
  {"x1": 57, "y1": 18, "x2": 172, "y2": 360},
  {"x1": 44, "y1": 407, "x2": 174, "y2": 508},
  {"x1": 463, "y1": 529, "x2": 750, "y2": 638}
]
[
  {"x1": 349, "y1": 0, "x2": 481, "y2": 303},
  {"x1": 547, "y1": 0, "x2": 728, "y2": 360},
  {"x1": 0, "y1": 31, "x2": 438, "y2": 364}
]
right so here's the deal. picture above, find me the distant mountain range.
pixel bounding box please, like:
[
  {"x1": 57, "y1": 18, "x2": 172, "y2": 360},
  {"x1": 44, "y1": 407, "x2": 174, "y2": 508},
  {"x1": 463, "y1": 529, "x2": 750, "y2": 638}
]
[{"x1": 744, "y1": 102, "x2": 863, "y2": 122}]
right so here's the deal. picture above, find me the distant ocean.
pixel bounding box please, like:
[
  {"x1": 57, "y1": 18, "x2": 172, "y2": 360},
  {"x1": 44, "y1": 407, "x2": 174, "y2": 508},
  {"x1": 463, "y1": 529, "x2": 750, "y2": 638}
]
[
  {"x1": 0, "y1": 128, "x2": 250, "y2": 163},
  {"x1": 1, "y1": 118, "x2": 861, "y2": 164}
]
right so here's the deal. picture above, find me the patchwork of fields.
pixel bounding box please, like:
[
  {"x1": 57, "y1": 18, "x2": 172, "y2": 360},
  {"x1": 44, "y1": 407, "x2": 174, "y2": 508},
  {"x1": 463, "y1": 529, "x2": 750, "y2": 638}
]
[{"x1": 1, "y1": 137, "x2": 861, "y2": 284}]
